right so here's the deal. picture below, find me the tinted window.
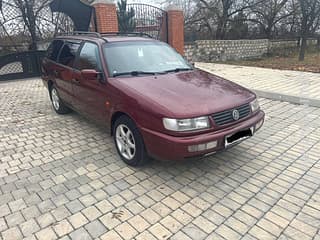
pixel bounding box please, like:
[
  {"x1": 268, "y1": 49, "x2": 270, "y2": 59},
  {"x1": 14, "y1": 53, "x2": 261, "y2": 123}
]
[
  {"x1": 47, "y1": 40, "x2": 63, "y2": 61},
  {"x1": 58, "y1": 42, "x2": 80, "y2": 67},
  {"x1": 78, "y1": 42, "x2": 101, "y2": 71}
]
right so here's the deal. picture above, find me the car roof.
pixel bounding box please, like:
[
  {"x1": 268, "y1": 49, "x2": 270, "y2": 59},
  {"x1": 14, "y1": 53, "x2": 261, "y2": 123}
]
[{"x1": 55, "y1": 34, "x2": 157, "y2": 44}]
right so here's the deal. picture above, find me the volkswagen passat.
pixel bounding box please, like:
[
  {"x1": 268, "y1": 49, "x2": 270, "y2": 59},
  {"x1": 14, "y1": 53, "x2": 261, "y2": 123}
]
[{"x1": 42, "y1": 32, "x2": 265, "y2": 166}]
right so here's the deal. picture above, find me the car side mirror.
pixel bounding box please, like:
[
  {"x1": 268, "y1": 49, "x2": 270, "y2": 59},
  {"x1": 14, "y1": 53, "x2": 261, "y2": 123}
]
[{"x1": 81, "y1": 69, "x2": 100, "y2": 81}]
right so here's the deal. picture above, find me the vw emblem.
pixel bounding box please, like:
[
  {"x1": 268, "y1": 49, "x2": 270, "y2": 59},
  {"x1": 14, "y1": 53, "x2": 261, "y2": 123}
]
[{"x1": 232, "y1": 109, "x2": 240, "y2": 120}]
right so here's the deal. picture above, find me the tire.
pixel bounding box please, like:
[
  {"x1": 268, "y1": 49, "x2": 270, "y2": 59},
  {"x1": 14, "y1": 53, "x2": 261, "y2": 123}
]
[
  {"x1": 50, "y1": 86, "x2": 71, "y2": 114},
  {"x1": 113, "y1": 115, "x2": 149, "y2": 166}
]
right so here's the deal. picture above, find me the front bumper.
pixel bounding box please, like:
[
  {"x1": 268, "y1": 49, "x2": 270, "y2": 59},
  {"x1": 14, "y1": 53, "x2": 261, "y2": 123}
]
[{"x1": 141, "y1": 110, "x2": 265, "y2": 161}]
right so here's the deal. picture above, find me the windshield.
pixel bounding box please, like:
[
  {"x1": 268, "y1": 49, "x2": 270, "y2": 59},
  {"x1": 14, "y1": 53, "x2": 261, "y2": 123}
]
[{"x1": 103, "y1": 41, "x2": 192, "y2": 77}]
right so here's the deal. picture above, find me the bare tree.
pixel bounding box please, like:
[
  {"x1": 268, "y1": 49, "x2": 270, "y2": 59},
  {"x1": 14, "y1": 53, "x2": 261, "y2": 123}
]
[
  {"x1": 298, "y1": 0, "x2": 320, "y2": 61},
  {"x1": 248, "y1": 0, "x2": 296, "y2": 38},
  {"x1": 189, "y1": 0, "x2": 260, "y2": 39},
  {"x1": 16, "y1": 0, "x2": 53, "y2": 50},
  {"x1": 1, "y1": 0, "x2": 75, "y2": 51}
]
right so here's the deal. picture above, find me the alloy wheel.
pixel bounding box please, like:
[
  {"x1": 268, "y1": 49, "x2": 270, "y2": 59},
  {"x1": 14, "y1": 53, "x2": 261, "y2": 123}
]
[
  {"x1": 51, "y1": 88, "x2": 60, "y2": 111},
  {"x1": 115, "y1": 124, "x2": 136, "y2": 160}
]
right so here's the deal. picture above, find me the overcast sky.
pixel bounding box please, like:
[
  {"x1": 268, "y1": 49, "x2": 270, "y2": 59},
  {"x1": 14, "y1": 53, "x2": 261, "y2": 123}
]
[{"x1": 128, "y1": 0, "x2": 163, "y2": 6}]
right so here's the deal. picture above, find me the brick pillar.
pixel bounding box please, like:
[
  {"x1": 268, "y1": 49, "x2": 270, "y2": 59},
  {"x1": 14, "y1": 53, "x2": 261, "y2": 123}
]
[
  {"x1": 159, "y1": 13, "x2": 168, "y2": 43},
  {"x1": 91, "y1": 0, "x2": 118, "y2": 33},
  {"x1": 167, "y1": 5, "x2": 184, "y2": 55}
]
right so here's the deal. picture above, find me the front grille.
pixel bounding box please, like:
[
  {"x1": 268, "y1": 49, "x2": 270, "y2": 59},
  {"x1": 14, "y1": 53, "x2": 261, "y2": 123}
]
[{"x1": 212, "y1": 104, "x2": 251, "y2": 126}]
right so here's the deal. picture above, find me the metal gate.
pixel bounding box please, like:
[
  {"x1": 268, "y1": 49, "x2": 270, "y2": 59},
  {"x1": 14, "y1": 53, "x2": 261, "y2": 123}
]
[
  {"x1": 0, "y1": 0, "x2": 75, "y2": 81},
  {"x1": 0, "y1": 51, "x2": 46, "y2": 80},
  {"x1": 121, "y1": 4, "x2": 168, "y2": 42}
]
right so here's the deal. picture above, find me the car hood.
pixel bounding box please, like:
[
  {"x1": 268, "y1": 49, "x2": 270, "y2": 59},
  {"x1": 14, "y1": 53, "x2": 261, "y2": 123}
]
[{"x1": 112, "y1": 69, "x2": 256, "y2": 118}]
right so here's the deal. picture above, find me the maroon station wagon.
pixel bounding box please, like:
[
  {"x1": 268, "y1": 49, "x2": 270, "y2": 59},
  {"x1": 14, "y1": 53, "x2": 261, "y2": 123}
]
[{"x1": 42, "y1": 32, "x2": 265, "y2": 166}]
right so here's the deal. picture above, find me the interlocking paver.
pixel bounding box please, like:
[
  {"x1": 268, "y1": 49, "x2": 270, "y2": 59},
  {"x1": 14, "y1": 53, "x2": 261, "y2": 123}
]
[
  {"x1": 1, "y1": 78, "x2": 320, "y2": 240},
  {"x1": 53, "y1": 219, "x2": 73, "y2": 237},
  {"x1": 1, "y1": 227, "x2": 23, "y2": 240},
  {"x1": 95, "y1": 199, "x2": 114, "y2": 214},
  {"x1": 82, "y1": 206, "x2": 102, "y2": 221},
  {"x1": 69, "y1": 227, "x2": 91, "y2": 240},
  {"x1": 5, "y1": 212, "x2": 25, "y2": 227},
  {"x1": 114, "y1": 222, "x2": 138, "y2": 240},
  {"x1": 128, "y1": 215, "x2": 150, "y2": 233},
  {"x1": 197, "y1": 63, "x2": 320, "y2": 103},
  {"x1": 36, "y1": 213, "x2": 55, "y2": 229},
  {"x1": 68, "y1": 212, "x2": 89, "y2": 229},
  {"x1": 182, "y1": 223, "x2": 207, "y2": 240},
  {"x1": 84, "y1": 220, "x2": 106, "y2": 239},
  {"x1": 100, "y1": 230, "x2": 122, "y2": 240},
  {"x1": 19, "y1": 218, "x2": 40, "y2": 237},
  {"x1": 135, "y1": 231, "x2": 158, "y2": 240},
  {"x1": 51, "y1": 206, "x2": 71, "y2": 221},
  {"x1": 35, "y1": 227, "x2": 57, "y2": 240},
  {"x1": 148, "y1": 223, "x2": 172, "y2": 239}
]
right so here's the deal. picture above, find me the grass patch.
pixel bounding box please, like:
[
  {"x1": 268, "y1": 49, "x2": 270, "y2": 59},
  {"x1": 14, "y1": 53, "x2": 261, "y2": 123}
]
[{"x1": 225, "y1": 47, "x2": 320, "y2": 73}]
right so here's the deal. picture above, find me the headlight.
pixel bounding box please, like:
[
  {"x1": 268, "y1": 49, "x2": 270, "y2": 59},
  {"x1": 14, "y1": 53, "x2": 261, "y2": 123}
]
[
  {"x1": 250, "y1": 99, "x2": 260, "y2": 112},
  {"x1": 163, "y1": 116, "x2": 210, "y2": 131}
]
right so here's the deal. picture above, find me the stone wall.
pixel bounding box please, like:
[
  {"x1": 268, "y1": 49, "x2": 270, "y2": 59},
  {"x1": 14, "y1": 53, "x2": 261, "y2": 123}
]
[
  {"x1": 185, "y1": 38, "x2": 318, "y2": 62},
  {"x1": 184, "y1": 39, "x2": 269, "y2": 62},
  {"x1": 269, "y1": 39, "x2": 318, "y2": 51}
]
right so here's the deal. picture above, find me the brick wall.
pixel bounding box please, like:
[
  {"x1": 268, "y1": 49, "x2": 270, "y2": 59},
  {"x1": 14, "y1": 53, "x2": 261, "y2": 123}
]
[{"x1": 185, "y1": 39, "x2": 318, "y2": 62}]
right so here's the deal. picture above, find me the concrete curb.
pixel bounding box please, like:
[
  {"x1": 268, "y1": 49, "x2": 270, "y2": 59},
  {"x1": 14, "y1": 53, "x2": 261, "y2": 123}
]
[{"x1": 253, "y1": 89, "x2": 320, "y2": 108}]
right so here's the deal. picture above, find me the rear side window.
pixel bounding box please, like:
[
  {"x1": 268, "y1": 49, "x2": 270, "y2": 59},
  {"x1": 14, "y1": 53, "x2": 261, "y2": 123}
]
[
  {"x1": 58, "y1": 42, "x2": 80, "y2": 67},
  {"x1": 46, "y1": 40, "x2": 63, "y2": 61},
  {"x1": 77, "y1": 42, "x2": 101, "y2": 71}
]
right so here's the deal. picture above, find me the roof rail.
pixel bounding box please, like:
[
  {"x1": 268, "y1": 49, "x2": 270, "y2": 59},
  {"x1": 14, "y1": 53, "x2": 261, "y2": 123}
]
[
  {"x1": 58, "y1": 31, "x2": 108, "y2": 42},
  {"x1": 101, "y1": 32, "x2": 153, "y2": 39},
  {"x1": 57, "y1": 31, "x2": 153, "y2": 41},
  {"x1": 73, "y1": 31, "x2": 102, "y2": 37}
]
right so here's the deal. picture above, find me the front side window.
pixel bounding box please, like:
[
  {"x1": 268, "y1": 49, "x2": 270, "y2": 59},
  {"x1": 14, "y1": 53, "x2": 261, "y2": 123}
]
[
  {"x1": 58, "y1": 42, "x2": 80, "y2": 67},
  {"x1": 47, "y1": 40, "x2": 64, "y2": 61},
  {"x1": 103, "y1": 41, "x2": 191, "y2": 77},
  {"x1": 78, "y1": 42, "x2": 101, "y2": 71}
]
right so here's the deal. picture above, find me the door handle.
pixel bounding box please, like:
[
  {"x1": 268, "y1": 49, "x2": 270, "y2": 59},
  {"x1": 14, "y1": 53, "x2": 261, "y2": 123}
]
[
  {"x1": 72, "y1": 79, "x2": 80, "y2": 84},
  {"x1": 53, "y1": 70, "x2": 59, "y2": 77}
]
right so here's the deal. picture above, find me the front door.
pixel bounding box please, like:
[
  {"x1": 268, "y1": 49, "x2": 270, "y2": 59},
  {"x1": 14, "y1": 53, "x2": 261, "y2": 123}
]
[{"x1": 72, "y1": 42, "x2": 108, "y2": 123}]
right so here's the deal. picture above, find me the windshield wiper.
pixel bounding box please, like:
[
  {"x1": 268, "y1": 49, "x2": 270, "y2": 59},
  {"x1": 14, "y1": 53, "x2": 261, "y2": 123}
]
[
  {"x1": 113, "y1": 71, "x2": 158, "y2": 77},
  {"x1": 164, "y1": 68, "x2": 193, "y2": 73}
]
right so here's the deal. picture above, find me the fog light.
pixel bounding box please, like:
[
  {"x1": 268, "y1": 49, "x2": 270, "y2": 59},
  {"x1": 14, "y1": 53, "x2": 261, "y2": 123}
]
[
  {"x1": 255, "y1": 119, "x2": 264, "y2": 131},
  {"x1": 188, "y1": 141, "x2": 218, "y2": 152},
  {"x1": 207, "y1": 141, "x2": 218, "y2": 149}
]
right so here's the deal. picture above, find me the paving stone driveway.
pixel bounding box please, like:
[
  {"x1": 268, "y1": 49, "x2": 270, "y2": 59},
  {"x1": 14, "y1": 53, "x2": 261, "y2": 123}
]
[
  {"x1": 196, "y1": 63, "x2": 320, "y2": 107},
  {"x1": 0, "y1": 78, "x2": 320, "y2": 240}
]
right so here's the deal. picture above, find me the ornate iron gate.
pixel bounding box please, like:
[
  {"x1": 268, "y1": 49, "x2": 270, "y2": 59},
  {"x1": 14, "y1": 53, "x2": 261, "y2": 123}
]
[
  {"x1": 121, "y1": 4, "x2": 168, "y2": 42},
  {"x1": 0, "y1": 0, "x2": 76, "y2": 81},
  {"x1": 0, "y1": 51, "x2": 46, "y2": 80}
]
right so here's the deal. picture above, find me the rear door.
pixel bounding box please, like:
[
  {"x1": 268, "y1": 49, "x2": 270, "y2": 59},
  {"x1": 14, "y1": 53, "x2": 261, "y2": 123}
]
[
  {"x1": 42, "y1": 39, "x2": 64, "y2": 84},
  {"x1": 73, "y1": 41, "x2": 108, "y2": 123},
  {"x1": 55, "y1": 41, "x2": 81, "y2": 105}
]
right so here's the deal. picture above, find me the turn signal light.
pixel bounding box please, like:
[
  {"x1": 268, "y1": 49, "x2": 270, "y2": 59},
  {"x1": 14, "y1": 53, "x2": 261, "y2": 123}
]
[{"x1": 188, "y1": 141, "x2": 218, "y2": 153}]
